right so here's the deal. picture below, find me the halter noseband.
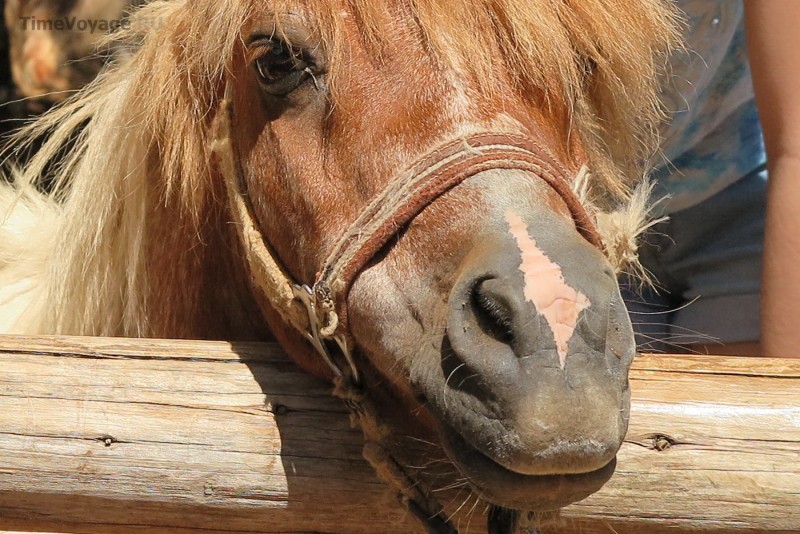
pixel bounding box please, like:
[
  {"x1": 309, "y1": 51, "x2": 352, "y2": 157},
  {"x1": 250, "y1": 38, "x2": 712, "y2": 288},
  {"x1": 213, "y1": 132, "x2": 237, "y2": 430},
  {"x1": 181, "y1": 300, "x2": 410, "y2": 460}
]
[{"x1": 210, "y1": 84, "x2": 604, "y2": 384}]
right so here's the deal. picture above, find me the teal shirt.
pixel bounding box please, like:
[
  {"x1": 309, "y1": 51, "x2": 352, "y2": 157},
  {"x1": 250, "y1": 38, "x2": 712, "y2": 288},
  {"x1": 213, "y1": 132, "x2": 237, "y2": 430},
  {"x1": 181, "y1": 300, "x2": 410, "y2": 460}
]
[{"x1": 654, "y1": 0, "x2": 765, "y2": 214}]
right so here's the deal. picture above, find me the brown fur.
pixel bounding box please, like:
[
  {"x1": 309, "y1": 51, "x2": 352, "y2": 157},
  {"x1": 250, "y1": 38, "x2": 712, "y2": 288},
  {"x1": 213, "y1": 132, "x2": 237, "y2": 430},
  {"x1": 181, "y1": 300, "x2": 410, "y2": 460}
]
[
  {"x1": 0, "y1": 0, "x2": 677, "y2": 337},
  {"x1": 0, "y1": 1, "x2": 680, "y2": 521}
]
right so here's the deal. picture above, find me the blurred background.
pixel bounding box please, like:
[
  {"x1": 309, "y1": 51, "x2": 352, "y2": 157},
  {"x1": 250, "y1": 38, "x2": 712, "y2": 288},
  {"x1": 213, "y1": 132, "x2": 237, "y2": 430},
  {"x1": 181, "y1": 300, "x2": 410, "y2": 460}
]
[{"x1": 0, "y1": 0, "x2": 136, "y2": 139}]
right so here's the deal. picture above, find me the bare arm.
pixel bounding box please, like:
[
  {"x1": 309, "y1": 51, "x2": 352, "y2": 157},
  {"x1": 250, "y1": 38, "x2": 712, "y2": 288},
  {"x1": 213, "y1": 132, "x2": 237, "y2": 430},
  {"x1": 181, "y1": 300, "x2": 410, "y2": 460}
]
[{"x1": 745, "y1": 1, "x2": 800, "y2": 357}]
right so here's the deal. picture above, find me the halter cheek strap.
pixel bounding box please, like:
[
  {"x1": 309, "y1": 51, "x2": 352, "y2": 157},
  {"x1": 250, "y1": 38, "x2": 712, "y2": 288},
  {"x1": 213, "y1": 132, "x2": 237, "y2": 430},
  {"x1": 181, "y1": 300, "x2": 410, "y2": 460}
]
[
  {"x1": 210, "y1": 84, "x2": 605, "y2": 384},
  {"x1": 209, "y1": 89, "x2": 353, "y2": 380}
]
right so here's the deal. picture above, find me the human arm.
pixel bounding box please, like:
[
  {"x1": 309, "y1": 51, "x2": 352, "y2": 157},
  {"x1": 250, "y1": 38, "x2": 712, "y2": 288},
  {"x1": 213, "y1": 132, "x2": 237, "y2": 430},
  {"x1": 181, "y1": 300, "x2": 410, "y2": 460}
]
[{"x1": 745, "y1": 0, "x2": 800, "y2": 357}]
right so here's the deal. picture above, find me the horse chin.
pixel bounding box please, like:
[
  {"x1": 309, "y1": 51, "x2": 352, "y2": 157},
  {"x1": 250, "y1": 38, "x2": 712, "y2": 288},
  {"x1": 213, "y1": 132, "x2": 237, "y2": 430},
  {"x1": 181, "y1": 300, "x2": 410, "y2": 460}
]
[{"x1": 440, "y1": 426, "x2": 616, "y2": 512}]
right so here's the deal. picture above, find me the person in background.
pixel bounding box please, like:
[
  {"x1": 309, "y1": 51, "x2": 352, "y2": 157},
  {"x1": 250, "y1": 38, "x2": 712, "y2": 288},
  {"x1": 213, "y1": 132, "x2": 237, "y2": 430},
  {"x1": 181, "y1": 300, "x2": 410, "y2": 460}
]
[
  {"x1": 627, "y1": 0, "x2": 800, "y2": 358},
  {"x1": 748, "y1": 2, "x2": 800, "y2": 358}
]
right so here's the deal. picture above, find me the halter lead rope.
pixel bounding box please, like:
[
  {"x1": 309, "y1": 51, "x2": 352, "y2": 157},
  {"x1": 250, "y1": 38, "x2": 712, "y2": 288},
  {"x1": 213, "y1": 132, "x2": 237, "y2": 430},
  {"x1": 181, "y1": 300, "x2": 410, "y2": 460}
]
[{"x1": 210, "y1": 81, "x2": 604, "y2": 533}]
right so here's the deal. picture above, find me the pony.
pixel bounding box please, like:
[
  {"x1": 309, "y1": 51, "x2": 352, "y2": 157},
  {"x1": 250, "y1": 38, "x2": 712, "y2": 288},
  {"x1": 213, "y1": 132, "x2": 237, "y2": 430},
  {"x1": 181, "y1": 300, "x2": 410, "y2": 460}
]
[{"x1": 0, "y1": 0, "x2": 678, "y2": 531}]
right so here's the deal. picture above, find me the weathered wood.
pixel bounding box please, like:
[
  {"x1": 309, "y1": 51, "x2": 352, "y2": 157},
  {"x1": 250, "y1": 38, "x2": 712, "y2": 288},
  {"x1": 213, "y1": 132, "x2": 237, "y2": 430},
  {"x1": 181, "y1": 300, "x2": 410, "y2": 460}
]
[
  {"x1": 0, "y1": 335, "x2": 798, "y2": 533},
  {"x1": 551, "y1": 354, "x2": 800, "y2": 534}
]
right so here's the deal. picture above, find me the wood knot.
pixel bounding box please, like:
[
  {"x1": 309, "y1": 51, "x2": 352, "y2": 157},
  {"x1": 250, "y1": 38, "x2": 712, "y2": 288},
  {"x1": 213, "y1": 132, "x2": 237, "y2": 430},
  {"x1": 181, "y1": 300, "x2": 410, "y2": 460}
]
[
  {"x1": 95, "y1": 434, "x2": 118, "y2": 447},
  {"x1": 627, "y1": 433, "x2": 681, "y2": 451},
  {"x1": 652, "y1": 434, "x2": 676, "y2": 451}
]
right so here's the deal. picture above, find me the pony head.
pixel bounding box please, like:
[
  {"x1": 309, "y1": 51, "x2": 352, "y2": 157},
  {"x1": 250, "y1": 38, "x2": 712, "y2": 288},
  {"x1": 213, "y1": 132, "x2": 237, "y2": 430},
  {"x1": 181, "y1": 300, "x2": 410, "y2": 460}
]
[{"x1": 2, "y1": 0, "x2": 678, "y2": 523}]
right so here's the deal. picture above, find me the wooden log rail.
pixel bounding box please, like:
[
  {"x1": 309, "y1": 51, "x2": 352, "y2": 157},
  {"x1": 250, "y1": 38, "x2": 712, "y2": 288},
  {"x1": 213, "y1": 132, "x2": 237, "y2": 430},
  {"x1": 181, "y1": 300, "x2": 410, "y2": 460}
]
[{"x1": 0, "y1": 335, "x2": 798, "y2": 533}]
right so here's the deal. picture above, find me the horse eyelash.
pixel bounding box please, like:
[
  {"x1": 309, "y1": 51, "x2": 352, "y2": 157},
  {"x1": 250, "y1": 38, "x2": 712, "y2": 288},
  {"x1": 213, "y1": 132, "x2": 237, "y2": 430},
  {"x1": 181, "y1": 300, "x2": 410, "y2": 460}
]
[{"x1": 246, "y1": 43, "x2": 273, "y2": 65}]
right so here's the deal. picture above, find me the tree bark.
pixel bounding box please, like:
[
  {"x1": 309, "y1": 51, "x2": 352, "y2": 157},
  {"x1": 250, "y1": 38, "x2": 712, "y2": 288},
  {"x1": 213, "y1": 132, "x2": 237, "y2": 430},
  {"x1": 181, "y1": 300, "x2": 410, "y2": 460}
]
[{"x1": 0, "y1": 335, "x2": 798, "y2": 533}]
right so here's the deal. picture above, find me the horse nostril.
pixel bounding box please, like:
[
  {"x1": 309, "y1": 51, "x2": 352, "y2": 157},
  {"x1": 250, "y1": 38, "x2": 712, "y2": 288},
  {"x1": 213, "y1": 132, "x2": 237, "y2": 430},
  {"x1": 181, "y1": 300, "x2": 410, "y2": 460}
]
[{"x1": 471, "y1": 278, "x2": 515, "y2": 345}]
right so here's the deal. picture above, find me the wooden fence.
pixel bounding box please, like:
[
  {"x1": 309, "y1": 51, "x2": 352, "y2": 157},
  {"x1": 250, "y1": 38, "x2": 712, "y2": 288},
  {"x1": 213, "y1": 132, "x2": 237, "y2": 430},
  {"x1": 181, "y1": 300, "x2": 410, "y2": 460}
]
[{"x1": 1, "y1": 335, "x2": 798, "y2": 533}]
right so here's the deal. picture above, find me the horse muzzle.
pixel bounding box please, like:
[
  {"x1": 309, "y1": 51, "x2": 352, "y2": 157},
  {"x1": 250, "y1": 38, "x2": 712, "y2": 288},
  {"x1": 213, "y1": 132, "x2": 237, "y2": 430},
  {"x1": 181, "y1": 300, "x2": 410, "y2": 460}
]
[{"x1": 414, "y1": 171, "x2": 636, "y2": 509}]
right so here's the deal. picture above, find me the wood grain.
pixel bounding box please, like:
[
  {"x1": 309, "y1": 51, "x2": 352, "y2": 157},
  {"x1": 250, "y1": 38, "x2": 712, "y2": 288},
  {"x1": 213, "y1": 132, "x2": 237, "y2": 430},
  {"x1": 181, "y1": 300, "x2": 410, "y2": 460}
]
[{"x1": 0, "y1": 335, "x2": 798, "y2": 533}]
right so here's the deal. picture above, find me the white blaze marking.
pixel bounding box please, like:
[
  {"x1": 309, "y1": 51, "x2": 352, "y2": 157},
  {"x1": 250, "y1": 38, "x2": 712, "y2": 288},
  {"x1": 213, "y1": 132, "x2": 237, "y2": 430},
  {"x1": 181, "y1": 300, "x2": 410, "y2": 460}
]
[{"x1": 505, "y1": 211, "x2": 591, "y2": 368}]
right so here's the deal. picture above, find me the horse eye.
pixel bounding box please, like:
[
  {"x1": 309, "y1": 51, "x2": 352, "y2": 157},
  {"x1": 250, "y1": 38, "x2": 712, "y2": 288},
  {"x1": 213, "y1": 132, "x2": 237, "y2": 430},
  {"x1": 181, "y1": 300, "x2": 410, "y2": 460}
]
[{"x1": 252, "y1": 39, "x2": 311, "y2": 96}]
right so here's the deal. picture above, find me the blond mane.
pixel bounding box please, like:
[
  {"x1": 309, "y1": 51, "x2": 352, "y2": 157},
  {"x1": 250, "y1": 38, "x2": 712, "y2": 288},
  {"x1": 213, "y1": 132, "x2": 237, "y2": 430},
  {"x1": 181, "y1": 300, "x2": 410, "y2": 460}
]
[{"x1": 0, "y1": 0, "x2": 679, "y2": 336}]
